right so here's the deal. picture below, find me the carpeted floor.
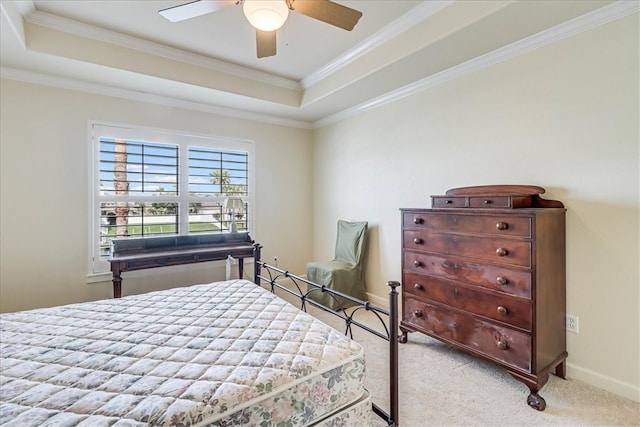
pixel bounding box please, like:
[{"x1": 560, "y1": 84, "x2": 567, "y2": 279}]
[{"x1": 308, "y1": 306, "x2": 639, "y2": 427}]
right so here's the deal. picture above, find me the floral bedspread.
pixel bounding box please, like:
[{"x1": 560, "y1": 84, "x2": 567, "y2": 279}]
[{"x1": 0, "y1": 279, "x2": 366, "y2": 426}]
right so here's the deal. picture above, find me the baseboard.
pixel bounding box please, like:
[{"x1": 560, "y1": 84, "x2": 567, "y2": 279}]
[
  {"x1": 366, "y1": 292, "x2": 389, "y2": 309},
  {"x1": 567, "y1": 362, "x2": 640, "y2": 403},
  {"x1": 261, "y1": 275, "x2": 307, "y2": 292}
]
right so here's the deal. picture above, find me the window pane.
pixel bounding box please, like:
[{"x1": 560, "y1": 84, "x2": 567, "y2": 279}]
[
  {"x1": 188, "y1": 147, "x2": 248, "y2": 197},
  {"x1": 188, "y1": 201, "x2": 223, "y2": 233},
  {"x1": 100, "y1": 138, "x2": 179, "y2": 196},
  {"x1": 99, "y1": 201, "x2": 178, "y2": 259},
  {"x1": 188, "y1": 201, "x2": 248, "y2": 233}
]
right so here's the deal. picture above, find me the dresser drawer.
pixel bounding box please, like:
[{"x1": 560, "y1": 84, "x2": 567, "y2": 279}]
[
  {"x1": 404, "y1": 230, "x2": 531, "y2": 267},
  {"x1": 469, "y1": 196, "x2": 534, "y2": 208},
  {"x1": 403, "y1": 212, "x2": 532, "y2": 237},
  {"x1": 403, "y1": 271, "x2": 532, "y2": 330},
  {"x1": 431, "y1": 195, "x2": 535, "y2": 209},
  {"x1": 431, "y1": 196, "x2": 468, "y2": 208},
  {"x1": 468, "y1": 196, "x2": 513, "y2": 208},
  {"x1": 403, "y1": 296, "x2": 532, "y2": 371},
  {"x1": 403, "y1": 252, "x2": 531, "y2": 298}
]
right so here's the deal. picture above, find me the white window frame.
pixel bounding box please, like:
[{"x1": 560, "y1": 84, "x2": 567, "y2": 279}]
[{"x1": 88, "y1": 121, "x2": 254, "y2": 277}]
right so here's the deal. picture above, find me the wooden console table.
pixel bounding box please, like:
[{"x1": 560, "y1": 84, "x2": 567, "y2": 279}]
[{"x1": 109, "y1": 233, "x2": 256, "y2": 298}]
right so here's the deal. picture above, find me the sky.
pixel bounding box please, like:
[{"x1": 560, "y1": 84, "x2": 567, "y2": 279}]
[{"x1": 99, "y1": 137, "x2": 248, "y2": 197}]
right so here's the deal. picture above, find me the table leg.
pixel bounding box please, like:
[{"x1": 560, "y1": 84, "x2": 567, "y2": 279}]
[
  {"x1": 112, "y1": 271, "x2": 122, "y2": 299},
  {"x1": 238, "y1": 258, "x2": 244, "y2": 279}
]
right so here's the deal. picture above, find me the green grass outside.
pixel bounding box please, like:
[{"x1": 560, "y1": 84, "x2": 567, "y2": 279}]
[{"x1": 106, "y1": 223, "x2": 221, "y2": 236}]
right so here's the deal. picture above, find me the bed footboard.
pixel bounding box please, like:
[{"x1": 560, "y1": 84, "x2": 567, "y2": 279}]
[{"x1": 252, "y1": 244, "x2": 399, "y2": 426}]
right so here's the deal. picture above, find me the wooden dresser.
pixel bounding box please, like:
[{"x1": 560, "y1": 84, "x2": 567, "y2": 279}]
[{"x1": 400, "y1": 185, "x2": 566, "y2": 410}]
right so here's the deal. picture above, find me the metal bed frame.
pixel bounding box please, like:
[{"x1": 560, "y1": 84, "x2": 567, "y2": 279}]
[{"x1": 252, "y1": 244, "x2": 400, "y2": 426}]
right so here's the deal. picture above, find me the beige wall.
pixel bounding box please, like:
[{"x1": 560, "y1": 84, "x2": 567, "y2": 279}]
[
  {"x1": 0, "y1": 80, "x2": 313, "y2": 311},
  {"x1": 311, "y1": 15, "x2": 639, "y2": 401}
]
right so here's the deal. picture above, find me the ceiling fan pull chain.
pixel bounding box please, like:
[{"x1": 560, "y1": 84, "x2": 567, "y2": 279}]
[{"x1": 285, "y1": 20, "x2": 289, "y2": 47}]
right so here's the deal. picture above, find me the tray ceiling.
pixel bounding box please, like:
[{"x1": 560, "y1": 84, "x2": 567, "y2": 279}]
[{"x1": 1, "y1": 0, "x2": 633, "y2": 127}]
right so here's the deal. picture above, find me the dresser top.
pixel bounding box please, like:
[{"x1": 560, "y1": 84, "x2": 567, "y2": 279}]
[
  {"x1": 445, "y1": 185, "x2": 544, "y2": 197},
  {"x1": 430, "y1": 185, "x2": 564, "y2": 209}
]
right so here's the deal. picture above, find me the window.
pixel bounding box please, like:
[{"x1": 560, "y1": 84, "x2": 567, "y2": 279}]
[{"x1": 89, "y1": 123, "x2": 253, "y2": 275}]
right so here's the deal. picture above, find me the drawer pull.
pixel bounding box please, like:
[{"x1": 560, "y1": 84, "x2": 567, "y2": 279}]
[
  {"x1": 413, "y1": 260, "x2": 423, "y2": 268},
  {"x1": 484, "y1": 199, "x2": 492, "y2": 204},
  {"x1": 414, "y1": 283, "x2": 423, "y2": 291},
  {"x1": 445, "y1": 200, "x2": 453, "y2": 204},
  {"x1": 497, "y1": 306, "x2": 508, "y2": 315},
  {"x1": 496, "y1": 222, "x2": 508, "y2": 230},
  {"x1": 496, "y1": 276, "x2": 508, "y2": 286},
  {"x1": 496, "y1": 248, "x2": 508, "y2": 257},
  {"x1": 413, "y1": 217, "x2": 423, "y2": 224},
  {"x1": 443, "y1": 261, "x2": 461, "y2": 270},
  {"x1": 413, "y1": 310, "x2": 423, "y2": 318},
  {"x1": 413, "y1": 238, "x2": 423, "y2": 245},
  {"x1": 496, "y1": 339, "x2": 509, "y2": 350}
]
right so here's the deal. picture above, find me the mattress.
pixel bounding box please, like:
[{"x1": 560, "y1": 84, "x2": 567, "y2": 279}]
[
  {"x1": 314, "y1": 390, "x2": 372, "y2": 426},
  {"x1": 0, "y1": 279, "x2": 368, "y2": 426}
]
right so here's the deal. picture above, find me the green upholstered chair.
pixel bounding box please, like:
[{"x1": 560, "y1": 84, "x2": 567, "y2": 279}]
[{"x1": 306, "y1": 220, "x2": 368, "y2": 310}]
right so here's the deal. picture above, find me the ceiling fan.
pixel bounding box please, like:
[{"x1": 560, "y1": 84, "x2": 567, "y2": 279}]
[{"x1": 159, "y1": 0, "x2": 363, "y2": 58}]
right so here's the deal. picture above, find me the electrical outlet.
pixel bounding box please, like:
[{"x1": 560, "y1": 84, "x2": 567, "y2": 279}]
[
  {"x1": 273, "y1": 256, "x2": 278, "y2": 267},
  {"x1": 566, "y1": 313, "x2": 579, "y2": 333}
]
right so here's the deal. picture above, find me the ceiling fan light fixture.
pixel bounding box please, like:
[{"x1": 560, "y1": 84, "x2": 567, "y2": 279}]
[{"x1": 243, "y1": 0, "x2": 289, "y2": 32}]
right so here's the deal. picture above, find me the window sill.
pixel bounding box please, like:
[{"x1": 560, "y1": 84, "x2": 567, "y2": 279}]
[{"x1": 86, "y1": 272, "x2": 112, "y2": 284}]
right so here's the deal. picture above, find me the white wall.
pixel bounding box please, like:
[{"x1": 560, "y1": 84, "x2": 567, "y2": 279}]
[
  {"x1": 311, "y1": 15, "x2": 639, "y2": 401},
  {"x1": 0, "y1": 79, "x2": 313, "y2": 311}
]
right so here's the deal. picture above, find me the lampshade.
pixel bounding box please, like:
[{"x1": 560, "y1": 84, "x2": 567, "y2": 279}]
[
  {"x1": 242, "y1": 0, "x2": 289, "y2": 32},
  {"x1": 223, "y1": 197, "x2": 244, "y2": 211}
]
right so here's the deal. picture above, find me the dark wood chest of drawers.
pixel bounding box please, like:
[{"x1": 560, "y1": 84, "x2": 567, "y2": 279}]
[{"x1": 400, "y1": 185, "x2": 567, "y2": 410}]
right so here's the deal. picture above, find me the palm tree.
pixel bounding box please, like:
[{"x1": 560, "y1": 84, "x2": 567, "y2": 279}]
[
  {"x1": 210, "y1": 169, "x2": 231, "y2": 195},
  {"x1": 114, "y1": 139, "x2": 129, "y2": 237},
  {"x1": 210, "y1": 169, "x2": 246, "y2": 196}
]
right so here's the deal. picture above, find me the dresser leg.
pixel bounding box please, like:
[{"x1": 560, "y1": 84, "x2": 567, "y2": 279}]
[
  {"x1": 526, "y1": 390, "x2": 546, "y2": 411},
  {"x1": 398, "y1": 327, "x2": 409, "y2": 343},
  {"x1": 509, "y1": 370, "x2": 551, "y2": 411},
  {"x1": 555, "y1": 360, "x2": 567, "y2": 379}
]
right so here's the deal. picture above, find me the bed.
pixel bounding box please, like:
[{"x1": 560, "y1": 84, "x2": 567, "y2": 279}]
[{"x1": 0, "y1": 246, "x2": 400, "y2": 426}]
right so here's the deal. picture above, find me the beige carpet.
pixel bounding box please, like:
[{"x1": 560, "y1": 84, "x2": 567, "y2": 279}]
[{"x1": 306, "y1": 306, "x2": 639, "y2": 427}]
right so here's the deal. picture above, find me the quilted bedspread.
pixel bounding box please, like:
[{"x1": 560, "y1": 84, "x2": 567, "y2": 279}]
[{"x1": 0, "y1": 279, "x2": 366, "y2": 426}]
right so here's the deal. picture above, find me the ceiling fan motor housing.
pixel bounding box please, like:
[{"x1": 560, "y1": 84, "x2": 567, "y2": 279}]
[{"x1": 243, "y1": 0, "x2": 290, "y2": 31}]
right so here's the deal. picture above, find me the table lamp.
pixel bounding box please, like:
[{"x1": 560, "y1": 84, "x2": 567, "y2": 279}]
[{"x1": 223, "y1": 197, "x2": 244, "y2": 233}]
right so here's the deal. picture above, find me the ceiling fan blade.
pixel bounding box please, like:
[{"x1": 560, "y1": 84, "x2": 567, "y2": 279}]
[
  {"x1": 256, "y1": 30, "x2": 277, "y2": 58},
  {"x1": 288, "y1": 0, "x2": 362, "y2": 31},
  {"x1": 159, "y1": 0, "x2": 238, "y2": 22}
]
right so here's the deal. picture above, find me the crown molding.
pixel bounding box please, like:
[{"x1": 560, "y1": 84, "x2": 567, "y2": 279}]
[
  {"x1": 0, "y1": 0, "x2": 32, "y2": 48},
  {"x1": 25, "y1": 10, "x2": 301, "y2": 91},
  {"x1": 0, "y1": 66, "x2": 312, "y2": 129},
  {"x1": 314, "y1": 0, "x2": 640, "y2": 128},
  {"x1": 22, "y1": 2, "x2": 457, "y2": 93},
  {"x1": 301, "y1": 1, "x2": 455, "y2": 90}
]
